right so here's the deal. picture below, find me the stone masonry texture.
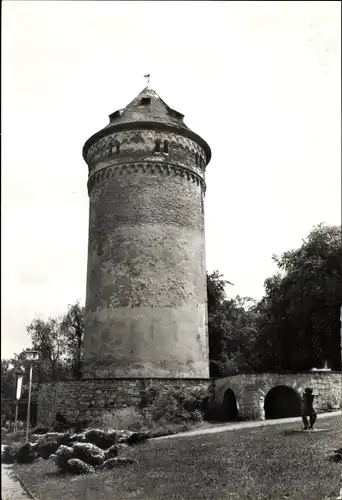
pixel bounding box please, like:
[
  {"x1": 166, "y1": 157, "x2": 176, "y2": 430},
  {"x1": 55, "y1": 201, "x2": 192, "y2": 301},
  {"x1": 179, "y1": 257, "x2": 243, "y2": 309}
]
[
  {"x1": 82, "y1": 87, "x2": 212, "y2": 378},
  {"x1": 214, "y1": 372, "x2": 342, "y2": 420},
  {"x1": 37, "y1": 379, "x2": 212, "y2": 426},
  {"x1": 37, "y1": 372, "x2": 341, "y2": 425}
]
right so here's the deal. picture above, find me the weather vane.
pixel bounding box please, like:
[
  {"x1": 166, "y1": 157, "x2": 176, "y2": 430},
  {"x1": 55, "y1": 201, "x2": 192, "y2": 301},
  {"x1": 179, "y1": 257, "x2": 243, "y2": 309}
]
[{"x1": 143, "y1": 73, "x2": 150, "y2": 87}]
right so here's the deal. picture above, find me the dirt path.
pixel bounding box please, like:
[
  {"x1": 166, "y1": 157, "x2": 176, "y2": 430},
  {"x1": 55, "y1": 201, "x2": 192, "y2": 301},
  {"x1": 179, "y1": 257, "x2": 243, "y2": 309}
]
[
  {"x1": 1, "y1": 464, "x2": 32, "y2": 500},
  {"x1": 153, "y1": 410, "x2": 342, "y2": 440}
]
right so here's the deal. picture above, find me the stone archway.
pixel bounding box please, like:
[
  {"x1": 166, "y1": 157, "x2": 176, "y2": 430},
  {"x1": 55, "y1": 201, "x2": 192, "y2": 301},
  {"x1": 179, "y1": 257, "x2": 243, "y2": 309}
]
[
  {"x1": 264, "y1": 385, "x2": 301, "y2": 419},
  {"x1": 222, "y1": 388, "x2": 239, "y2": 421}
]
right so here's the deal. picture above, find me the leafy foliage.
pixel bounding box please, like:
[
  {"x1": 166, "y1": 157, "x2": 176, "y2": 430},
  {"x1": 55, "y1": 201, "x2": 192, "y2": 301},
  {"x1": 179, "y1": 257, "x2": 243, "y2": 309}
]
[
  {"x1": 60, "y1": 302, "x2": 85, "y2": 380},
  {"x1": 1, "y1": 302, "x2": 85, "y2": 404},
  {"x1": 27, "y1": 317, "x2": 66, "y2": 382},
  {"x1": 207, "y1": 223, "x2": 341, "y2": 375},
  {"x1": 139, "y1": 386, "x2": 207, "y2": 425},
  {"x1": 207, "y1": 271, "x2": 233, "y2": 314},
  {"x1": 257, "y1": 223, "x2": 341, "y2": 370}
]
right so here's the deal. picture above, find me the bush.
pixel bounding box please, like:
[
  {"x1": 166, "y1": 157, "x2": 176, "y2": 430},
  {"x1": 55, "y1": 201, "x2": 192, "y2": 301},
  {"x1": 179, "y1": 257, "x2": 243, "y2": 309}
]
[{"x1": 140, "y1": 386, "x2": 207, "y2": 426}]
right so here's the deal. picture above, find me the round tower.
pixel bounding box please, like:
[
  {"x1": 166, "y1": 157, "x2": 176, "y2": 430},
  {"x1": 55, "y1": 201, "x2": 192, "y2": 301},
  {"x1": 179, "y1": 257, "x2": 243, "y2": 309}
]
[{"x1": 82, "y1": 87, "x2": 211, "y2": 379}]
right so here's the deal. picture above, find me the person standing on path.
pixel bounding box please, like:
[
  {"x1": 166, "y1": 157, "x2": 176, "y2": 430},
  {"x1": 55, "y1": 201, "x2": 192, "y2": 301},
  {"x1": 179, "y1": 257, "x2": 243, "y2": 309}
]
[{"x1": 301, "y1": 387, "x2": 317, "y2": 430}]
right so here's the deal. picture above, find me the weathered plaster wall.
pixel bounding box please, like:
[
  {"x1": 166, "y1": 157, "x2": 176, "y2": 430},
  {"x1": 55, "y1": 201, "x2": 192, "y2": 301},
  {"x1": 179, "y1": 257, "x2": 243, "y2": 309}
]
[
  {"x1": 213, "y1": 372, "x2": 342, "y2": 420},
  {"x1": 83, "y1": 127, "x2": 209, "y2": 378},
  {"x1": 37, "y1": 378, "x2": 211, "y2": 426}
]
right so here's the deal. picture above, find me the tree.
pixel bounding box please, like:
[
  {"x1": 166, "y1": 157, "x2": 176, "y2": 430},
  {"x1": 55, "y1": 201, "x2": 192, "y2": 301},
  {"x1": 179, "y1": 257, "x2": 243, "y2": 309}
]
[
  {"x1": 1, "y1": 359, "x2": 16, "y2": 411},
  {"x1": 208, "y1": 295, "x2": 263, "y2": 376},
  {"x1": 207, "y1": 271, "x2": 233, "y2": 375},
  {"x1": 27, "y1": 317, "x2": 67, "y2": 382},
  {"x1": 259, "y1": 223, "x2": 341, "y2": 370},
  {"x1": 207, "y1": 271, "x2": 233, "y2": 315},
  {"x1": 60, "y1": 301, "x2": 85, "y2": 380},
  {"x1": 206, "y1": 271, "x2": 263, "y2": 376}
]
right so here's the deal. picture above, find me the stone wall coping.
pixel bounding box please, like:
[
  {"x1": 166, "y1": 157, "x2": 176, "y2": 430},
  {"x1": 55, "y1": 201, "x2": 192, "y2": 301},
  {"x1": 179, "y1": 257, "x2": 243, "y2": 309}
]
[
  {"x1": 39, "y1": 377, "x2": 212, "y2": 386},
  {"x1": 214, "y1": 371, "x2": 342, "y2": 379},
  {"x1": 82, "y1": 377, "x2": 212, "y2": 382},
  {"x1": 36, "y1": 372, "x2": 341, "y2": 386}
]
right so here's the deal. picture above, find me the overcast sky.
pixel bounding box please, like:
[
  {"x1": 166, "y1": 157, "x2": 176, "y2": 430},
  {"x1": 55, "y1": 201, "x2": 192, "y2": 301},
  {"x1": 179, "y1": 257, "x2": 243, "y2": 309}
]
[{"x1": 2, "y1": 1, "x2": 341, "y2": 359}]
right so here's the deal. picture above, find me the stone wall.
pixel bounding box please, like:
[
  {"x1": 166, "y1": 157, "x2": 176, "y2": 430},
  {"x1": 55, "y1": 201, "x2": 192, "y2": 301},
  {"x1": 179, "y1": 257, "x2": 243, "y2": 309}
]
[
  {"x1": 37, "y1": 378, "x2": 212, "y2": 426},
  {"x1": 213, "y1": 372, "x2": 342, "y2": 420},
  {"x1": 37, "y1": 372, "x2": 341, "y2": 426}
]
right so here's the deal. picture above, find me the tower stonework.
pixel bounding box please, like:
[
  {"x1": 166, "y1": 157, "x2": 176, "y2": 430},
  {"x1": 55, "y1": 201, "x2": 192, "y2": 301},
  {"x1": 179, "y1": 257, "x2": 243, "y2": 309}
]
[{"x1": 82, "y1": 87, "x2": 211, "y2": 379}]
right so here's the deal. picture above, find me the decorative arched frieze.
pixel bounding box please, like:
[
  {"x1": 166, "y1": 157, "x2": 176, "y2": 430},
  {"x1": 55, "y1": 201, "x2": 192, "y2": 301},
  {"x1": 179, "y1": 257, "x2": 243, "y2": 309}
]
[{"x1": 87, "y1": 161, "x2": 206, "y2": 195}]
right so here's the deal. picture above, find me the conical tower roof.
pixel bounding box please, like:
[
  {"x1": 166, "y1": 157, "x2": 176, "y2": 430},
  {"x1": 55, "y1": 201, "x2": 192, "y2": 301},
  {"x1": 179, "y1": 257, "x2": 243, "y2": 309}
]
[{"x1": 104, "y1": 86, "x2": 189, "y2": 130}]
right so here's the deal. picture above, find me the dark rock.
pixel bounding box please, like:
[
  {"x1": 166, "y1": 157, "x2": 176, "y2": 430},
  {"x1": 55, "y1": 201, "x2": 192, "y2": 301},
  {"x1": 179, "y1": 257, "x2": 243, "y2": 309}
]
[
  {"x1": 329, "y1": 448, "x2": 342, "y2": 463},
  {"x1": 99, "y1": 457, "x2": 138, "y2": 470},
  {"x1": 72, "y1": 442, "x2": 105, "y2": 467},
  {"x1": 15, "y1": 442, "x2": 37, "y2": 464},
  {"x1": 117, "y1": 443, "x2": 129, "y2": 450},
  {"x1": 53, "y1": 424, "x2": 66, "y2": 433},
  {"x1": 2, "y1": 443, "x2": 22, "y2": 464},
  {"x1": 30, "y1": 434, "x2": 44, "y2": 442},
  {"x1": 84, "y1": 429, "x2": 117, "y2": 449},
  {"x1": 114, "y1": 430, "x2": 149, "y2": 445},
  {"x1": 125, "y1": 431, "x2": 149, "y2": 445},
  {"x1": 37, "y1": 440, "x2": 60, "y2": 459},
  {"x1": 104, "y1": 445, "x2": 119, "y2": 460},
  {"x1": 37, "y1": 432, "x2": 72, "y2": 448},
  {"x1": 116, "y1": 430, "x2": 132, "y2": 443},
  {"x1": 67, "y1": 458, "x2": 95, "y2": 474},
  {"x1": 31, "y1": 426, "x2": 50, "y2": 435},
  {"x1": 54, "y1": 445, "x2": 76, "y2": 472},
  {"x1": 2, "y1": 442, "x2": 37, "y2": 465},
  {"x1": 69, "y1": 432, "x2": 87, "y2": 443}
]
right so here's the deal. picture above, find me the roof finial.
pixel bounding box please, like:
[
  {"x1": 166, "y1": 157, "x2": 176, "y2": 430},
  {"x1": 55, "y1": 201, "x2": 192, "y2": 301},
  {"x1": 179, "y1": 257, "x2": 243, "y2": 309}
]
[{"x1": 143, "y1": 73, "x2": 150, "y2": 88}]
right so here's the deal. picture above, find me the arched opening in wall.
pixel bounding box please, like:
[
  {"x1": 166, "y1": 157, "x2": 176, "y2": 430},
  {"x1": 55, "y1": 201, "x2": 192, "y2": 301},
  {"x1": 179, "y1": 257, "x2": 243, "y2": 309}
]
[
  {"x1": 115, "y1": 141, "x2": 120, "y2": 155},
  {"x1": 222, "y1": 389, "x2": 239, "y2": 421},
  {"x1": 264, "y1": 386, "x2": 301, "y2": 419},
  {"x1": 155, "y1": 139, "x2": 161, "y2": 153},
  {"x1": 163, "y1": 140, "x2": 169, "y2": 153}
]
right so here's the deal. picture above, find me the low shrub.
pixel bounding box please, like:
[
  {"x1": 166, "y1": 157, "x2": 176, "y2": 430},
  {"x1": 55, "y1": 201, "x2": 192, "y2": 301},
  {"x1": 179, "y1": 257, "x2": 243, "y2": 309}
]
[
  {"x1": 91, "y1": 407, "x2": 145, "y2": 432},
  {"x1": 140, "y1": 386, "x2": 207, "y2": 426}
]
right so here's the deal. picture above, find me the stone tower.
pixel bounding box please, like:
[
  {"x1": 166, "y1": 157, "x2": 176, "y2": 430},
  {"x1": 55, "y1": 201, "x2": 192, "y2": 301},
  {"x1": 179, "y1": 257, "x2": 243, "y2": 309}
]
[{"x1": 82, "y1": 86, "x2": 211, "y2": 379}]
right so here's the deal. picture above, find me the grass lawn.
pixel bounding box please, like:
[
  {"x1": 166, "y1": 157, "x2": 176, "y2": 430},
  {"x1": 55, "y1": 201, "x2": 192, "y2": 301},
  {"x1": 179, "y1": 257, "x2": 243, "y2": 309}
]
[{"x1": 14, "y1": 416, "x2": 342, "y2": 500}]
